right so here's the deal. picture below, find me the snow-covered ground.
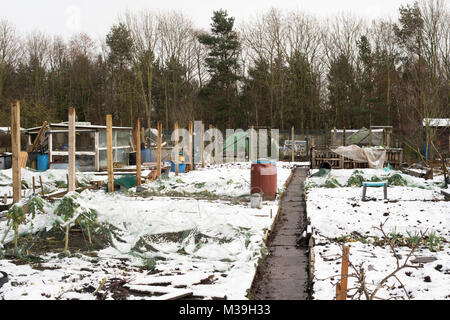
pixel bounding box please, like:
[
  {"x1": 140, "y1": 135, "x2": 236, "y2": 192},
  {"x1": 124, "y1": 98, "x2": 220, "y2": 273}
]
[
  {"x1": 0, "y1": 162, "x2": 302, "y2": 300},
  {"x1": 305, "y1": 168, "x2": 450, "y2": 300}
]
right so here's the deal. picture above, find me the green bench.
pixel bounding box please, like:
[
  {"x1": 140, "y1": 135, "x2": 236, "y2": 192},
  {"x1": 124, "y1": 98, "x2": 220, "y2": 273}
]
[{"x1": 362, "y1": 181, "x2": 388, "y2": 201}]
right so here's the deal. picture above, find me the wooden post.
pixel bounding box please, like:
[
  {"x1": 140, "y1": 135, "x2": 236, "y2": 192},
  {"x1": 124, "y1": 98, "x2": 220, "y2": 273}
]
[
  {"x1": 135, "y1": 118, "x2": 141, "y2": 186},
  {"x1": 32, "y1": 176, "x2": 36, "y2": 193},
  {"x1": 291, "y1": 126, "x2": 295, "y2": 163},
  {"x1": 157, "y1": 121, "x2": 162, "y2": 178},
  {"x1": 174, "y1": 122, "x2": 179, "y2": 176},
  {"x1": 336, "y1": 246, "x2": 350, "y2": 300},
  {"x1": 68, "y1": 108, "x2": 76, "y2": 192},
  {"x1": 189, "y1": 121, "x2": 193, "y2": 171},
  {"x1": 201, "y1": 123, "x2": 205, "y2": 168},
  {"x1": 106, "y1": 114, "x2": 114, "y2": 192},
  {"x1": 11, "y1": 100, "x2": 21, "y2": 204}
]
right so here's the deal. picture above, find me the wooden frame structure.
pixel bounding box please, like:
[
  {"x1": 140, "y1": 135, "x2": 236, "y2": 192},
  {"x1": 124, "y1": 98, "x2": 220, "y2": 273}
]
[
  {"x1": 26, "y1": 122, "x2": 133, "y2": 172},
  {"x1": 311, "y1": 147, "x2": 403, "y2": 169}
]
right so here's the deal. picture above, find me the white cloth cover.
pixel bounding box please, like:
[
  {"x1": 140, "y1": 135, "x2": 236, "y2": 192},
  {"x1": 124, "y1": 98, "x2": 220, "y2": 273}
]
[{"x1": 330, "y1": 145, "x2": 386, "y2": 169}]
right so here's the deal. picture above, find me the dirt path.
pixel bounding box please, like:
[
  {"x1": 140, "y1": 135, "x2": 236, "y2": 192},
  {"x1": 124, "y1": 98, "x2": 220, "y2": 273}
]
[{"x1": 250, "y1": 166, "x2": 310, "y2": 300}]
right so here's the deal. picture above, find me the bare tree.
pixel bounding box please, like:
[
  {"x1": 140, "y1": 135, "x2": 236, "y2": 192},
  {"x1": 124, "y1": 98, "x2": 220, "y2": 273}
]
[
  {"x1": 122, "y1": 9, "x2": 159, "y2": 129},
  {"x1": 0, "y1": 19, "x2": 20, "y2": 100}
]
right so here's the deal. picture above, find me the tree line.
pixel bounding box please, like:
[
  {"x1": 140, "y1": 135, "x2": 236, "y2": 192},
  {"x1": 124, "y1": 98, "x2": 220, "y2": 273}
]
[{"x1": 0, "y1": 0, "x2": 448, "y2": 148}]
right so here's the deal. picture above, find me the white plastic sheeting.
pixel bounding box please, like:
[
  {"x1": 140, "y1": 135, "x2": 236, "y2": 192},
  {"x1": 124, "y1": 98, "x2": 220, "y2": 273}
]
[{"x1": 331, "y1": 145, "x2": 386, "y2": 169}]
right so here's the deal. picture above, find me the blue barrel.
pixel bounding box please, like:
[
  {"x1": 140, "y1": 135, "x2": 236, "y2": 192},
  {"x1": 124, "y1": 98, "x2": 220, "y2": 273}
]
[
  {"x1": 170, "y1": 161, "x2": 186, "y2": 173},
  {"x1": 142, "y1": 149, "x2": 151, "y2": 163},
  {"x1": 37, "y1": 154, "x2": 49, "y2": 171}
]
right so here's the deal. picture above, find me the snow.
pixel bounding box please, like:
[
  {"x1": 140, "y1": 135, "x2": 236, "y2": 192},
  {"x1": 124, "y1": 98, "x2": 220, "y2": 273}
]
[
  {"x1": 305, "y1": 168, "x2": 450, "y2": 300},
  {"x1": 0, "y1": 162, "x2": 300, "y2": 300}
]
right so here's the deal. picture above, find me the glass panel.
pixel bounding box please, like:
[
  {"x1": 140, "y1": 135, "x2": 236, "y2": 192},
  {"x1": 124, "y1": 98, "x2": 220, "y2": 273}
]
[
  {"x1": 99, "y1": 131, "x2": 106, "y2": 149},
  {"x1": 116, "y1": 130, "x2": 131, "y2": 147},
  {"x1": 99, "y1": 150, "x2": 107, "y2": 169},
  {"x1": 114, "y1": 148, "x2": 130, "y2": 164},
  {"x1": 76, "y1": 132, "x2": 95, "y2": 151},
  {"x1": 52, "y1": 132, "x2": 68, "y2": 151}
]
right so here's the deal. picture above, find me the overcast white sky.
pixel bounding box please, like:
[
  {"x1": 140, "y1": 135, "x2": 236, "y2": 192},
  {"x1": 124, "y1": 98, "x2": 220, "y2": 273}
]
[{"x1": 2, "y1": 0, "x2": 418, "y2": 39}]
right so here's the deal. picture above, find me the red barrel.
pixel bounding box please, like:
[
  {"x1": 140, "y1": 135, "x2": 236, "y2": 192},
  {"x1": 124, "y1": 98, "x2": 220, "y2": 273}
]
[{"x1": 251, "y1": 160, "x2": 277, "y2": 201}]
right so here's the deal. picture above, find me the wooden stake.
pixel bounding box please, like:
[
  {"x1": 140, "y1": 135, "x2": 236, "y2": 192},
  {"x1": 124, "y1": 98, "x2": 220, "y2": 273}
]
[
  {"x1": 157, "y1": 121, "x2": 162, "y2": 178},
  {"x1": 135, "y1": 118, "x2": 141, "y2": 186},
  {"x1": 68, "y1": 108, "x2": 76, "y2": 192},
  {"x1": 336, "y1": 246, "x2": 350, "y2": 300},
  {"x1": 32, "y1": 176, "x2": 36, "y2": 193},
  {"x1": 11, "y1": 100, "x2": 21, "y2": 204},
  {"x1": 174, "y1": 122, "x2": 179, "y2": 176},
  {"x1": 106, "y1": 114, "x2": 114, "y2": 192}
]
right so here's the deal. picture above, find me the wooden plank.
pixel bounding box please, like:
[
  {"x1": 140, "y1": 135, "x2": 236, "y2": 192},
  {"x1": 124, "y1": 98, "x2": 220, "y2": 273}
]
[
  {"x1": 68, "y1": 108, "x2": 76, "y2": 192},
  {"x1": 157, "y1": 121, "x2": 162, "y2": 178},
  {"x1": 106, "y1": 114, "x2": 114, "y2": 192},
  {"x1": 174, "y1": 122, "x2": 179, "y2": 176},
  {"x1": 135, "y1": 118, "x2": 141, "y2": 186},
  {"x1": 11, "y1": 100, "x2": 21, "y2": 204},
  {"x1": 30, "y1": 121, "x2": 47, "y2": 152}
]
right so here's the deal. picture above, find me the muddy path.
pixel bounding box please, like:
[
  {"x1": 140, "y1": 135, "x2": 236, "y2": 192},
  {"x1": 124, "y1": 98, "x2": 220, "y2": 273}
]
[{"x1": 250, "y1": 166, "x2": 310, "y2": 300}]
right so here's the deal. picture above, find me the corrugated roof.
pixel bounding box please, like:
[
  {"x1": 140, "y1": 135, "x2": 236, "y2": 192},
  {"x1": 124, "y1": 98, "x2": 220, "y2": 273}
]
[{"x1": 423, "y1": 118, "x2": 450, "y2": 127}]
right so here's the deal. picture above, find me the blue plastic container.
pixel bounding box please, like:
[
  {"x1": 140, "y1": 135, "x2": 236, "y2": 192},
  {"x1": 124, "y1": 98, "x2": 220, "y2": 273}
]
[
  {"x1": 37, "y1": 154, "x2": 49, "y2": 171},
  {"x1": 142, "y1": 149, "x2": 151, "y2": 163},
  {"x1": 170, "y1": 161, "x2": 186, "y2": 173}
]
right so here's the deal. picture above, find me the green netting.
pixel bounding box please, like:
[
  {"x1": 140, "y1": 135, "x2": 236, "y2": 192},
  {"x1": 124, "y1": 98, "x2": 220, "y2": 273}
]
[{"x1": 104, "y1": 175, "x2": 137, "y2": 191}]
